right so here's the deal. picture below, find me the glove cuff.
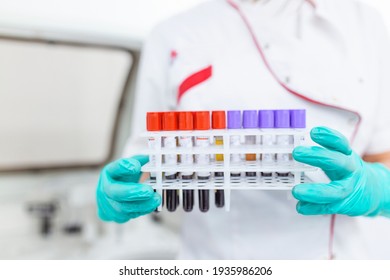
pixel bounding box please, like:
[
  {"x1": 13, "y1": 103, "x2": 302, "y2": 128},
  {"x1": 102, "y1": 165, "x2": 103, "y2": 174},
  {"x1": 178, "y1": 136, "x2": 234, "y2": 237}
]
[{"x1": 366, "y1": 163, "x2": 390, "y2": 217}]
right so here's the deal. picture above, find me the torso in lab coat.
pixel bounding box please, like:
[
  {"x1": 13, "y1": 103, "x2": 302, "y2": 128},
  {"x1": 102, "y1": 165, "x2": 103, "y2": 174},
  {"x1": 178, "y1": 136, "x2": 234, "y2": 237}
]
[{"x1": 125, "y1": 0, "x2": 390, "y2": 259}]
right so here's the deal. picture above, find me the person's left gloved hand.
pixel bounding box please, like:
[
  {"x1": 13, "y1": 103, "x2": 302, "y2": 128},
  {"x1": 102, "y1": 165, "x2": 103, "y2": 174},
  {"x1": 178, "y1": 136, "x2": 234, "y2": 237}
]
[
  {"x1": 96, "y1": 155, "x2": 161, "y2": 223},
  {"x1": 292, "y1": 126, "x2": 390, "y2": 217}
]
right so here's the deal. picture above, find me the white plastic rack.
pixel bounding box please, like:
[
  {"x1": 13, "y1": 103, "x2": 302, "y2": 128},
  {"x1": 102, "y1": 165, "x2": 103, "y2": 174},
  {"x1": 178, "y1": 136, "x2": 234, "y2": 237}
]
[{"x1": 141, "y1": 128, "x2": 316, "y2": 211}]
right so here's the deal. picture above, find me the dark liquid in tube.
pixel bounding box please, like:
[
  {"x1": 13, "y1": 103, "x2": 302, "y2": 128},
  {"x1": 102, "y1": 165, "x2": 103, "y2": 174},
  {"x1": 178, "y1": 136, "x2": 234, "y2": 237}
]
[
  {"x1": 182, "y1": 174, "x2": 194, "y2": 212},
  {"x1": 198, "y1": 175, "x2": 210, "y2": 212},
  {"x1": 165, "y1": 174, "x2": 178, "y2": 212}
]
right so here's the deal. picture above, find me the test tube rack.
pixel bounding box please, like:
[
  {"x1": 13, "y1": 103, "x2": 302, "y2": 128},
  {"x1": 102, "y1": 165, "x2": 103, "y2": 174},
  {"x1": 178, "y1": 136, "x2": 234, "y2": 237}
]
[{"x1": 141, "y1": 128, "x2": 315, "y2": 212}]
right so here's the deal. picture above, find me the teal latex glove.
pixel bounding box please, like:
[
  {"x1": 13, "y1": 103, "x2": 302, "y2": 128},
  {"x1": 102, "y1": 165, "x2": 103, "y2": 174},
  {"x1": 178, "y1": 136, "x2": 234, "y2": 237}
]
[
  {"x1": 292, "y1": 126, "x2": 390, "y2": 217},
  {"x1": 96, "y1": 155, "x2": 161, "y2": 223}
]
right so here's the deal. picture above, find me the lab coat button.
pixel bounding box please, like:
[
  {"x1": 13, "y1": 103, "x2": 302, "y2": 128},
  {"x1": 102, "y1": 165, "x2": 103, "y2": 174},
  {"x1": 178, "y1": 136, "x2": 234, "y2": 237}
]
[
  {"x1": 358, "y1": 77, "x2": 364, "y2": 84},
  {"x1": 264, "y1": 43, "x2": 270, "y2": 50},
  {"x1": 285, "y1": 76, "x2": 291, "y2": 84}
]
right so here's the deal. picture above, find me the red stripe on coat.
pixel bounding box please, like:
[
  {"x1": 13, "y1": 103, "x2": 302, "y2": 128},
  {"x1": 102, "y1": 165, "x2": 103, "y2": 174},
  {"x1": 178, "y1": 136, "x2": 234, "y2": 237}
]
[{"x1": 177, "y1": 65, "x2": 212, "y2": 103}]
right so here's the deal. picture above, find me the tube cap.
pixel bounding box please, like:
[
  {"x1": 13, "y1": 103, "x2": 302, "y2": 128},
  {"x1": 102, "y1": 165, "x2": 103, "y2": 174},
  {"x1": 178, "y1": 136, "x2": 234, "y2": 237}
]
[
  {"x1": 290, "y1": 109, "x2": 306, "y2": 128},
  {"x1": 162, "y1": 112, "x2": 178, "y2": 131},
  {"x1": 274, "y1": 110, "x2": 290, "y2": 128},
  {"x1": 258, "y1": 110, "x2": 274, "y2": 128},
  {"x1": 243, "y1": 110, "x2": 258, "y2": 128},
  {"x1": 194, "y1": 111, "x2": 210, "y2": 130},
  {"x1": 227, "y1": 110, "x2": 241, "y2": 129},
  {"x1": 178, "y1": 112, "x2": 194, "y2": 130},
  {"x1": 212, "y1": 111, "x2": 226, "y2": 129},
  {"x1": 146, "y1": 112, "x2": 162, "y2": 131}
]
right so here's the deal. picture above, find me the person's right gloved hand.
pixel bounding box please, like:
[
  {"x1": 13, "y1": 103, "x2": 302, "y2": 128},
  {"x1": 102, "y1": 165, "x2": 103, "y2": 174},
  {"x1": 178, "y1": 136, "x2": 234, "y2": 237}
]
[
  {"x1": 96, "y1": 155, "x2": 161, "y2": 223},
  {"x1": 292, "y1": 127, "x2": 390, "y2": 217}
]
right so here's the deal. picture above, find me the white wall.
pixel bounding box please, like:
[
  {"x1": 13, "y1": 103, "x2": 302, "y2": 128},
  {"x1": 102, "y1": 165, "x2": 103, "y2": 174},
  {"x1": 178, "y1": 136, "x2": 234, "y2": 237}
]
[{"x1": 0, "y1": 0, "x2": 208, "y2": 47}]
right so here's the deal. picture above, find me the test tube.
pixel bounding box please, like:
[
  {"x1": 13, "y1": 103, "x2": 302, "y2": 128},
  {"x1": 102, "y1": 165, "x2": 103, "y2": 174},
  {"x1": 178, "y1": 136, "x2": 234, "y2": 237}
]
[
  {"x1": 146, "y1": 112, "x2": 162, "y2": 180},
  {"x1": 228, "y1": 111, "x2": 242, "y2": 177},
  {"x1": 274, "y1": 110, "x2": 291, "y2": 177},
  {"x1": 212, "y1": 111, "x2": 226, "y2": 208},
  {"x1": 290, "y1": 110, "x2": 306, "y2": 180},
  {"x1": 178, "y1": 112, "x2": 195, "y2": 212},
  {"x1": 290, "y1": 109, "x2": 306, "y2": 130},
  {"x1": 194, "y1": 111, "x2": 211, "y2": 212},
  {"x1": 243, "y1": 110, "x2": 258, "y2": 177},
  {"x1": 258, "y1": 110, "x2": 275, "y2": 177},
  {"x1": 162, "y1": 112, "x2": 179, "y2": 212}
]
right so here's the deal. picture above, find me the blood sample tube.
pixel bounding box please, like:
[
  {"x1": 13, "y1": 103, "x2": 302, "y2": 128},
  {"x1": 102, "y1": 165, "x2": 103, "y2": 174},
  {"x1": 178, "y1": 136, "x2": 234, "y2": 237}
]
[
  {"x1": 290, "y1": 110, "x2": 306, "y2": 180},
  {"x1": 146, "y1": 112, "x2": 162, "y2": 181},
  {"x1": 194, "y1": 111, "x2": 211, "y2": 212},
  {"x1": 228, "y1": 111, "x2": 242, "y2": 177},
  {"x1": 243, "y1": 110, "x2": 258, "y2": 177},
  {"x1": 258, "y1": 110, "x2": 275, "y2": 177},
  {"x1": 274, "y1": 110, "x2": 291, "y2": 177},
  {"x1": 290, "y1": 109, "x2": 306, "y2": 130},
  {"x1": 162, "y1": 112, "x2": 179, "y2": 212},
  {"x1": 178, "y1": 112, "x2": 195, "y2": 212},
  {"x1": 212, "y1": 111, "x2": 226, "y2": 208}
]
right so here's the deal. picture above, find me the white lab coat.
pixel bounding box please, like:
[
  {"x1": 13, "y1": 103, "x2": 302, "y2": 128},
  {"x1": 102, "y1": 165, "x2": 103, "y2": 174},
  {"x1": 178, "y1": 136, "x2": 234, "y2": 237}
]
[{"x1": 124, "y1": 0, "x2": 390, "y2": 259}]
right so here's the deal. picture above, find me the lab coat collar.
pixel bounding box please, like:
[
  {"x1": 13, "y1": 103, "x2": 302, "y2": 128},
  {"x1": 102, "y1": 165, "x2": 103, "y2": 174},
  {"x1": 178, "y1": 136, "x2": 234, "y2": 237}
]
[
  {"x1": 306, "y1": 0, "x2": 316, "y2": 8},
  {"x1": 231, "y1": 0, "x2": 333, "y2": 20},
  {"x1": 236, "y1": 0, "x2": 317, "y2": 8},
  {"x1": 312, "y1": 0, "x2": 334, "y2": 21},
  {"x1": 232, "y1": 0, "x2": 336, "y2": 23}
]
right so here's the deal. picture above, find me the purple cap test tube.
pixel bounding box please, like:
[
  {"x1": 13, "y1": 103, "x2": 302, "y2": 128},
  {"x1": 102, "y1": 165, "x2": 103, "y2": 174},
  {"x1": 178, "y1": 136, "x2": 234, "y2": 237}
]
[
  {"x1": 274, "y1": 110, "x2": 290, "y2": 128},
  {"x1": 228, "y1": 111, "x2": 242, "y2": 177},
  {"x1": 259, "y1": 110, "x2": 275, "y2": 177},
  {"x1": 290, "y1": 109, "x2": 306, "y2": 128},
  {"x1": 243, "y1": 110, "x2": 258, "y2": 176},
  {"x1": 243, "y1": 110, "x2": 258, "y2": 128},
  {"x1": 275, "y1": 110, "x2": 292, "y2": 177},
  {"x1": 258, "y1": 110, "x2": 274, "y2": 128},
  {"x1": 227, "y1": 110, "x2": 241, "y2": 129}
]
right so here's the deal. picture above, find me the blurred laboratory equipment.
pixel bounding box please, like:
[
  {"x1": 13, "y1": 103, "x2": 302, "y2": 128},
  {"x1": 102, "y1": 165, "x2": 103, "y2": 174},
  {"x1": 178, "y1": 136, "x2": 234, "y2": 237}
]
[{"x1": 0, "y1": 0, "x2": 207, "y2": 259}]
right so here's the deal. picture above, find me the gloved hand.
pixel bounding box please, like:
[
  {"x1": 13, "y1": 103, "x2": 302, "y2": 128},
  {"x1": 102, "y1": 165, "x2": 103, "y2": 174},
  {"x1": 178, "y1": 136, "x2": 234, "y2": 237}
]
[
  {"x1": 292, "y1": 126, "x2": 390, "y2": 217},
  {"x1": 96, "y1": 155, "x2": 161, "y2": 223}
]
